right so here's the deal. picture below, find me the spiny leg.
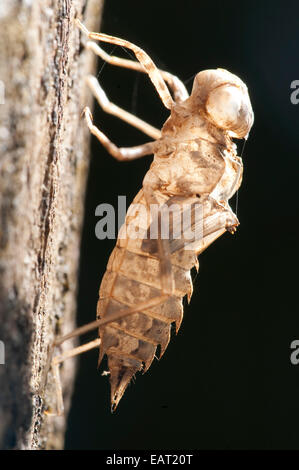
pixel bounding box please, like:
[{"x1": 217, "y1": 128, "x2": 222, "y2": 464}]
[
  {"x1": 76, "y1": 19, "x2": 174, "y2": 110},
  {"x1": 86, "y1": 40, "x2": 189, "y2": 103},
  {"x1": 47, "y1": 295, "x2": 169, "y2": 415},
  {"x1": 86, "y1": 75, "x2": 161, "y2": 139},
  {"x1": 55, "y1": 295, "x2": 169, "y2": 347},
  {"x1": 84, "y1": 107, "x2": 155, "y2": 161}
]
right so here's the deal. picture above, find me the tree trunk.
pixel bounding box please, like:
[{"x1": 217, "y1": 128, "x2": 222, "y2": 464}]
[{"x1": 0, "y1": 0, "x2": 103, "y2": 450}]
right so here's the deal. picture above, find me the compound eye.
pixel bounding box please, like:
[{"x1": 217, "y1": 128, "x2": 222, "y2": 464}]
[{"x1": 206, "y1": 84, "x2": 253, "y2": 138}]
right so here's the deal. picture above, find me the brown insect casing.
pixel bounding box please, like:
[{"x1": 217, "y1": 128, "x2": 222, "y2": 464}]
[{"x1": 97, "y1": 69, "x2": 253, "y2": 410}]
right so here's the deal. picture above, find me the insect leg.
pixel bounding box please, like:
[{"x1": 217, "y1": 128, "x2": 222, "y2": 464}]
[
  {"x1": 76, "y1": 19, "x2": 174, "y2": 110},
  {"x1": 86, "y1": 41, "x2": 189, "y2": 103},
  {"x1": 84, "y1": 106, "x2": 155, "y2": 161},
  {"x1": 166, "y1": 195, "x2": 240, "y2": 255},
  {"x1": 46, "y1": 295, "x2": 169, "y2": 415},
  {"x1": 46, "y1": 338, "x2": 101, "y2": 416},
  {"x1": 45, "y1": 362, "x2": 63, "y2": 416},
  {"x1": 55, "y1": 294, "x2": 169, "y2": 347},
  {"x1": 86, "y1": 75, "x2": 161, "y2": 139},
  {"x1": 222, "y1": 158, "x2": 243, "y2": 201}
]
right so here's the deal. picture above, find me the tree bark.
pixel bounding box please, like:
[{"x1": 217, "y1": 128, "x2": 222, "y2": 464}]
[{"x1": 0, "y1": 0, "x2": 103, "y2": 449}]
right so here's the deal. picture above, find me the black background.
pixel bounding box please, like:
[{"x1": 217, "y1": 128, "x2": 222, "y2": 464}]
[{"x1": 65, "y1": 0, "x2": 299, "y2": 449}]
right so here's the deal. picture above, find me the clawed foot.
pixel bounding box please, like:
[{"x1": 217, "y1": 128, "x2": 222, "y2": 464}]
[{"x1": 226, "y1": 223, "x2": 238, "y2": 234}]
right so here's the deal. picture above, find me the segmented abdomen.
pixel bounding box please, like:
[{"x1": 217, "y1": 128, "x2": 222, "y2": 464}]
[{"x1": 97, "y1": 189, "x2": 198, "y2": 410}]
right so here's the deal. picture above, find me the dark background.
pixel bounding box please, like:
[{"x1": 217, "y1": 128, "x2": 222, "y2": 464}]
[{"x1": 65, "y1": 0, "x2": 299, "y2": 449}]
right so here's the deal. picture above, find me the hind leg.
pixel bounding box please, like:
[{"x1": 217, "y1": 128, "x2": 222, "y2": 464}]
[
  {"x1": 76, "y1": 19, "x2": 173, "y2": 110},
  {"x1": 86, "y1": 40, "x2": 189, "y2": 103},
  {"x1": 45, "y1": 338, "x2": 101, "y2": 416},
  {"x1": 86, "y1": 75, "x2": 161, "y2": 139},
  {"x1": 46, "y1": 295, "x2": 168, "y2": 415}
]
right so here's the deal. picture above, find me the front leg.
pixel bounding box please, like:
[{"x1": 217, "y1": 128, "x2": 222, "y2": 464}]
[
  {"x1": 174, "y1": 173, "x2": 239, "y2": 233},
  {"x1": 84, "y1": 107, "x2": 155, "y2": 161}
]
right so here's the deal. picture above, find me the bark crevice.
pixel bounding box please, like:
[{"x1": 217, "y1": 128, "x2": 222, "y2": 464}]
[{"x1": 0, "y1": 0, "x2": 103, "y2": 450}]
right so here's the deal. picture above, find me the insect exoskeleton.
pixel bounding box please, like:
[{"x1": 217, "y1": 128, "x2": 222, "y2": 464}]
[{"x1": 48, "y1": 20, "x2": 253, "y2": 415}]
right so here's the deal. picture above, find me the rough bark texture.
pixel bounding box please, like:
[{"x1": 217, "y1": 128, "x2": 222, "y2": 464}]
[{"x1": 0, "y1": 0, "x2": 103, "y2": 450}]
